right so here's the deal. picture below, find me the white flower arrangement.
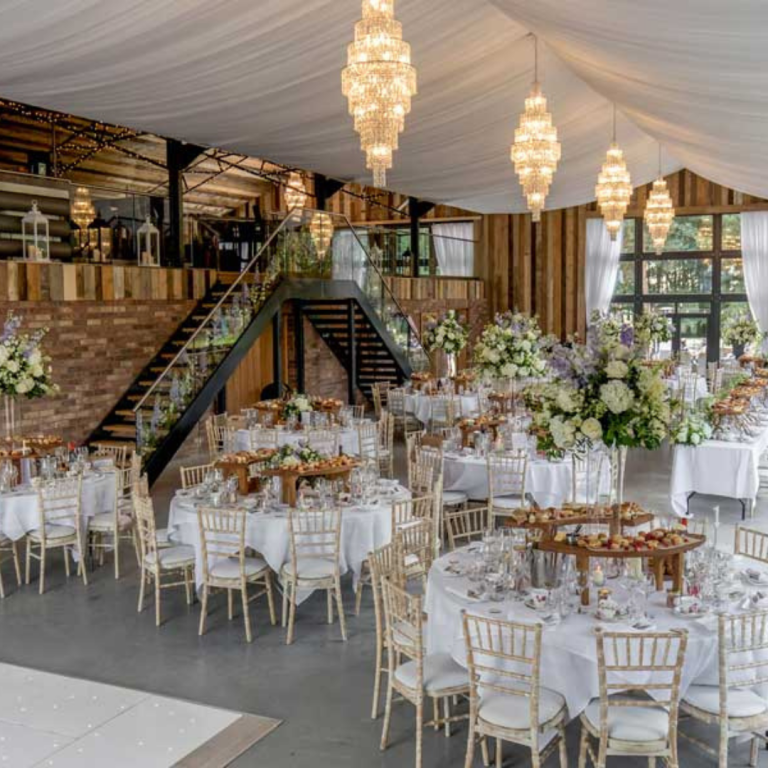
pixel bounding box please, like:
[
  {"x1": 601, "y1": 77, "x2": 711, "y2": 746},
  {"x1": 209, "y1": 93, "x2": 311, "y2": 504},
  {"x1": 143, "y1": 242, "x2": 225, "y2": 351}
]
[
  {"x1": 524, "y1": 315, "x2": 671, "y2": 458},
  {"x1": 283, "y1": 394, "x2": 313, "y2": 418},
  {"x1": 671, "y1": 413, "x2": 713, "y2": 446},
  {"x1": 424, "y1": 310, "x2": 468, "y2": 356},
  {"x1": 473, "y1": 312, "x2": 548, "y2": 382},
  {"x1": 634, "y1": 310, "x2": 672, "y2": 346},
  {"x1": 0, "y1": 312, "x2": 58, "y2": 399},
  {"x1": 723, "y1": 315, "x2": 763, "y2": 348}
]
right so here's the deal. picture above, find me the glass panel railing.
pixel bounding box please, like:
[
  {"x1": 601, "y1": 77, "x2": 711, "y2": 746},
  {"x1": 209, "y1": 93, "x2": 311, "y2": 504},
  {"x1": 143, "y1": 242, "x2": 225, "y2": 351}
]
[{"x1": 133, "y1": 208, "x2": 431, "y2": 458}]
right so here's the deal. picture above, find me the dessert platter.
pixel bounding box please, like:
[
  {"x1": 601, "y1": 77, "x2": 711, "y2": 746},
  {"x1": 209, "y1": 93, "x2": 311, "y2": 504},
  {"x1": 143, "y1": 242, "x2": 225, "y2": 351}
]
[
  {"x1": 504, "y1": 501, "x2": 654, "y2": 531},
  {"x1": 261, "y1": 454, "x2": 362, "y2": 506},
  {"x1": 215, "y1": 448, "x2": 276, "y2": 494}
]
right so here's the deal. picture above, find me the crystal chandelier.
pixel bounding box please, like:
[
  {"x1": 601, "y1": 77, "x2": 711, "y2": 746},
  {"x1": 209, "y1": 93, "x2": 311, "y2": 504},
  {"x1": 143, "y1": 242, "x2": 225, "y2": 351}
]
[
  {"x1": 644, "y1": 146, "x2": 675, "y2": 255},
  {"x1": 510, "y1": 36, "x2": 561, "y2": 222},
  {"x1": 309, "y1": 212, "x2": 334, "y2": 259},
  {"x1": 341, "y1": 0, "x2": 417, "y2": 188},
  {"x1": 284, "y1": 172, "x2": 307, "y2": 211},
  {"x1": 595, "y1": 106, "x2": 632, "y2": 240},
  {"x1": 71, "y1": 186, "x2": 95, "y2": 233}
]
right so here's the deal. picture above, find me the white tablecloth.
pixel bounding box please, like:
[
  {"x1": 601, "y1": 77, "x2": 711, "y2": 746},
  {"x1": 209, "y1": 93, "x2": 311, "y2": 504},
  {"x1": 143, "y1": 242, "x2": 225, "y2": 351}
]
[
  {"x1": 168, "y1": 485, "x2": 409, "y2": 601},
  {"x1": 0, "y1": 472, "x2": 116, "y2": 541},
  {"x1": 443, "y1": 452, "x2": 573, "y2": 507},
  {"x1": 405, "y1": 393, "x2": 480, "y2": 424},
  {"x1": 234, "y1": 427, "x2": 360, "y2": 455},
  {"x1": 425, "y1": 547, "x2": 724, "y2": 718},
  {"x1": 670, "y1": 424, "x2": 768, "y2": 515}
]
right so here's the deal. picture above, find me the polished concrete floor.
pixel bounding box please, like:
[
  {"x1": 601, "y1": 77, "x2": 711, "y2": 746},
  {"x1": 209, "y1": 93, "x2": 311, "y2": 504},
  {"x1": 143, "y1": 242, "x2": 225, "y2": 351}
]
[{"x1": 1, "y1": 437, "x2": 767, "y2": 766}]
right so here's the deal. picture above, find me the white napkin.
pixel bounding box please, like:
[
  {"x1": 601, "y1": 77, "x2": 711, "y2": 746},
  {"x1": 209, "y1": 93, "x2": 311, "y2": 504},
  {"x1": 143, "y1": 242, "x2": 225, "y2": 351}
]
[{"x1": 444, "y1": 584, "x2": 484, "y2": 602}]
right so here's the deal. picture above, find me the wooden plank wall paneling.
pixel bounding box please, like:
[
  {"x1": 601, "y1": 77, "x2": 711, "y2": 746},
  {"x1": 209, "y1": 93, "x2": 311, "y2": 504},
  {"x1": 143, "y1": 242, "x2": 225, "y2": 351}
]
[
  {"x1": 0, "y1": 262, "x2": 218, "y2": 301},
  {"x1": 225, "y1": 325, "x2": 274, "y2": 413},
  {"x1": 480, "y1": 170, "x2": 768, "y2": 340}
]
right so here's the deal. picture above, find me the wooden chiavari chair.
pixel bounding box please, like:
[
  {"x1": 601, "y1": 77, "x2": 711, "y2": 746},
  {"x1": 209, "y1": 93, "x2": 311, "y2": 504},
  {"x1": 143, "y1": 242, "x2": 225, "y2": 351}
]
[
  {"x1": 445, "y1": 506, "x2": 490, "y2": 551},
  {"x1": 428, "y1": 395, "x2": 458, "y2": 434},
  {"x1": 578, "y1": 628, "x2": 688, "y2": 768},
  {"x1": 368, "y1": 540, "x2": 408, "y2": 719},
  {"x1": 180, "y1": 462, "x2": 215, "y2": 489},
  {"x1": 248, "y1": 428, "x2": 279, "y2": 450},
  {"x1": 197, "y1": 506, "x2": 276, "y2": 643},
  {"x1": 463, "y1": 614, "x2": 568, "y2": 768},
  {"x1": 734, "y1": 526, "x2": 768, "y2": 564},
  {"x1": 281, "y1": 507, "x2": 345, "y2": 645},
  {"x1": 205, "y1": 416, "x2": 228, "y2": 461},
  {"x1": 388, "y1": 387, "x2": 421, "y2": 439},
  {"x1": 358, "y1": 420, "x2": 381, "y2": 470},
  {"x1": 392, "y1": 493, "x2": 436, "y2": 536},
  {"x1": 87, "y1": 463, "x2": 141, "y2": 578},
  {"x1": 681, "y1": 611, "x2": 768, "y2": 767},
  {"x1": 26, "y1": 476, "x2": 88, "y2": 594},
  {"x1": 378, "y1": 411, "x2": 395, "y2": 478},
  {"x1": 0, "y1": 534, "x2": 21, "y2": 598},
  {"x1": 306, "y1": 429, "x2": 339, "y2": 456},
  {"x1": 135, "y1": 494, "x2": 195, "y2": 627},
  {"x1": 380, "y1": 579, "x2": 468, "y2": 768},
  {"x1": 351, "y1": 404, "x2": 366, "y2": 421},
  {"x1": 487, "y1": 451, "x2": 528, "y2": 525},
  {"x1": 399, "y1": 518, "x2": 435, "y2": 585},
  {"x1": 91, "y1": 442, "x2": 128, "y2": 468}
]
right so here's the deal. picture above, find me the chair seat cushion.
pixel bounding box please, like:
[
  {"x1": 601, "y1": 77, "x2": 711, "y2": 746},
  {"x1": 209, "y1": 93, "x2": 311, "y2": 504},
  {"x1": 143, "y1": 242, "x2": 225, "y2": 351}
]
[
  {"x1": 28, "y1": 524, "x2": 76, "y2": 542},
  {"x1": 209, "y1": 556, "x2": 268, "y2": 580},
  {"x1": 683, "y1": 685, "x2": 768, "y2": 718},
  {"x1": 89, "y1": 511, "x2": 134, "y2": 532},
  {"x1": 442, "y1": 491, "x2": 468, "y2": 506},
  {"x1": 492, "y1": 495, "x2": 524, "y2": 510},
  {"x1": 145, "y1": 545, "x2": 195, "y2": 569},
  {"x1": 394, "y1": 652, "x2": 468, "y2": 694},
  {"x1": 156, "y1": 527, "x2": 174, "y2": 546},
  {"x1": 283, "y1": 556, "x2": 336, "y2": 580},
  {"x1": 479, "y1": 687, "x2": 565, "y2": 730},
  {"x1": 583, "y1": 700, "x2": 669, "y2": 742}
]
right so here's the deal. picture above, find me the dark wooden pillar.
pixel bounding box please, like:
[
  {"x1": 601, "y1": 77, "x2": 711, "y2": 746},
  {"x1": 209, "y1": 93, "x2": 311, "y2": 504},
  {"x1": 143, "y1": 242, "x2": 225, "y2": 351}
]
[
  {"x1": 347, "y1": 299, "x2": 357, "y2": 406},
  {"x1": 166, "y1": 139, "x2": 204, "y2": 267},
  {"x1": 273, "y1": 309, "x2": 283, "y2": 395},
  {"x1": 408, "y1": 196, "x2": 420, "y2": 277},
  {"x1": 294, "y1": 301, "x2": 305, "y2": 393}
]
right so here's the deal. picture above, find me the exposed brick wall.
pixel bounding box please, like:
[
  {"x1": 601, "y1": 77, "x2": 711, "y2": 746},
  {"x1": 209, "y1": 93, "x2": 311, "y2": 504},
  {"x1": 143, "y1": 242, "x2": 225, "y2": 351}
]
[{"x1": 0, "y1": 300, "x2": 196, "y2": 444}]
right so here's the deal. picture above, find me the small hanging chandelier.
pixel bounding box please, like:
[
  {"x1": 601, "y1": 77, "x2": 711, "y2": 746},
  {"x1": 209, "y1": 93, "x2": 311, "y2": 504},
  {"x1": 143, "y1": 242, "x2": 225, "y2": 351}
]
[
  {"x1": 341, "y1": 0, "x2": 417, "y2": 188},
  {"x1": 309, "y1": 212, "x2": 334, "y2": 259},
  {"x1": 644, "y1": 145, "x2": 675, "y2": 255},
  {"x1": 510, "y1": 36, "x2": 561, "y2": 222},
  {"x1": 71, "y1": 186, "x2": 95, "y2": 245},
  {"x1": 284, "y1": 172, "x2": 307, "y2": 211},
  {"x1": 595, "y1": 105, "x2": 632, "y2": 240}
]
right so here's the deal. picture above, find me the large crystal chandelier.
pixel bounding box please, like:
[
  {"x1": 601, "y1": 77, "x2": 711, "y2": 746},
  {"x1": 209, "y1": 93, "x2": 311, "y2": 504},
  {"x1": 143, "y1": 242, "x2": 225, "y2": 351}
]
[
  {"x1": 341, "y1": 0, "x2": 417, "y2": 188},
  {"x1": 284, "y1": 172, "x2": 307, "y2": 211},
  {"x1": 644, "y1": 146, "x2": 675, "y2": 255},
  {"x1": 595, "y1": 106, "x2": 632, "y2": 239},
  {"x1": 309, "y1": 212, "x2": 334, "y2": 259},
  {"x1": 510, "y1": 36, "x2": 561, "y2": 222},
  {"x1": 71, "y1": 186, "x2": 95, "y2": 232}
]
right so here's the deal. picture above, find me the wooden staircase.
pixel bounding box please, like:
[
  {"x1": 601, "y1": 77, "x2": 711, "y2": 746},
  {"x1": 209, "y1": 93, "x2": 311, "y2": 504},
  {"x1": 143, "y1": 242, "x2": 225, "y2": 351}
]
[{"x1": 301, "y1": 300, "x2": 404, "y2": 401}]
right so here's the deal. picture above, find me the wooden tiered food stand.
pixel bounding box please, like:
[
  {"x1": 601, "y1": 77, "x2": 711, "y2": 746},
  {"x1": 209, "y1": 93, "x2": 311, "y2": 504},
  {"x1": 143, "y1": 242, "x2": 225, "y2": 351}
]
[
  {"x1": 458, "y1": 416, "x2": 507, "y2": 447},
  {"x1": 214, "y1": 449, "x2": 275, "y2": 495},
  {"x1": 509, "y1": 502, "x2": 706, "y2": 606},
  {"x1": 262, "y1": 457, "x2": 361, "y2": 507}
]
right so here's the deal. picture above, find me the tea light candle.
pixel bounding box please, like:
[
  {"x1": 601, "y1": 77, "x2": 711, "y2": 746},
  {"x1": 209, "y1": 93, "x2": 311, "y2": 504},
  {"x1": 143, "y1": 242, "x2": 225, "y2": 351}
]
[{"x1": 593, "y1": 564, "x2": 605, "y2": 586}]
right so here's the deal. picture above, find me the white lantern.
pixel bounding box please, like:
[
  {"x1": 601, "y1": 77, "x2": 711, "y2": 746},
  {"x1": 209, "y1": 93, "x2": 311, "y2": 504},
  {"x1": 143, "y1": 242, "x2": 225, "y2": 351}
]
[
  {"x1": 137, "y1": 216, "x2": 161, "y2": 267},
  {"x1": 21, "y1": 201, "x2": 50, "y2": 261}
]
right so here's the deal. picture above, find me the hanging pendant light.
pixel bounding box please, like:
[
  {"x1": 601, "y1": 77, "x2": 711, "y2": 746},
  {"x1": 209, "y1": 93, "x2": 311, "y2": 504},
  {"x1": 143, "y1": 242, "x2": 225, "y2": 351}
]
[
  {"x1": 284, "y1": 172, "x2": 307, "y2": 211},
  {"x1": 595, "y1": 105, "x2": 632, "y2": 240},
  {"x1": 510, "y1": 36, "x2": 561, "y2": 222},
  {"x1": 341, "y1": 0, "x2": 417, "y2": 188},
  {"x1": 644, "y1": 145, "x2": 675, "y2": 255},
  {"x1": 309, "y1": 212, "x2": 334, "y2": 259},
  {"x1": 71, "y1": 186, "x2": 95, "y2": 247}
]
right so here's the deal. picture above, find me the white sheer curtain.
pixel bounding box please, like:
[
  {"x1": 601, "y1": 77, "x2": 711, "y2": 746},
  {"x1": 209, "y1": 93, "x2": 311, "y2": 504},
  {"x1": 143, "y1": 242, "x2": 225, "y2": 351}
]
[
  {"x1": 741, "y1": 212, "x2": 768, "y2": 350},
  {"x1": 432, "y1": 222, "x2": 474, "y2": 276},
  {"x1": 331, "y1": 229, "x2": 368, "y2": 289},
  {"x1": 585, "y1": 218, "x2": 623, "y2": 319}
]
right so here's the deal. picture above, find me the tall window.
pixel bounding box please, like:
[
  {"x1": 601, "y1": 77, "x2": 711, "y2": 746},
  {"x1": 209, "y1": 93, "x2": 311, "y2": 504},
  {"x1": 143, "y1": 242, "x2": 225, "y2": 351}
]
[{"x1": 610, "y1": 213, "x2": 749, "y2": 362}]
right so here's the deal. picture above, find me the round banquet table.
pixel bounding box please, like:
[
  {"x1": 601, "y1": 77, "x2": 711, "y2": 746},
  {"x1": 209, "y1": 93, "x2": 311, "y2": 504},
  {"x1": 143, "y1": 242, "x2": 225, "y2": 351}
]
[
  {"x1": 443, "y1": 451, "x2": 573, "y2": 508},
  {"x1": 234, "y1": 426, "x2": 361, "y2": 455},
  {"x1": 167, "y1": 482, "x2": 410, "y2": 602},
  {"x1": 423, "y1": 546, "x2": 768, "y2": 718},
  {"x1": 405, "y1": 392, "x2": 480, "y2": 424},
  {"x1": 0, "y1": 470, "x2": 116, "y2": 542}
]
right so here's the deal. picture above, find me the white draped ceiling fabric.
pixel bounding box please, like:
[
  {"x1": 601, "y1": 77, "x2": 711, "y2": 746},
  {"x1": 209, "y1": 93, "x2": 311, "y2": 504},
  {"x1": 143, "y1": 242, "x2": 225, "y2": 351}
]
[
  {"x1": 0, "y1": 1, "x2": 765, "y2": 213},
  {"x1": 740, "y1": 213, "x2": 768, "y2": 346}
]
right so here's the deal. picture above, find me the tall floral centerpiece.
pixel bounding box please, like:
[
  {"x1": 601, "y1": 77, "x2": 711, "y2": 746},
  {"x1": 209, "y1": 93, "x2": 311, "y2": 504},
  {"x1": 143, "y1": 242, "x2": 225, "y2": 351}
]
[
  {"x1": 634, "y1": 309, "x2": 672, "y2": 359},
  {"x1": 525, "y1": 316, "x2": 671, "y2": 505},
  {"x1": 0, "y1": 311, "x2": 58, "y2": 440},
  {"x1": 424, "y1": 310, "x2": 468, "y2": 377},
  {"x1": 723, "y1": 315, "x2": 763, "y2": 359},
  {"x1": 473, "y1": 311, "x2": 548, "y2": 388}
]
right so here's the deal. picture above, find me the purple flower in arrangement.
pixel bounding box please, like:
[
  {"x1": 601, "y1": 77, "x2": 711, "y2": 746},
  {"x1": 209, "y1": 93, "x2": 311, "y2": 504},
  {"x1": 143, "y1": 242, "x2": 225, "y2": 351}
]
[
  {"x1": 620, "y1": 324, "x2": 635, "y2": 347},
  {"x1": 1, "y1": 311, "x2": 21, "y2": 342}
]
